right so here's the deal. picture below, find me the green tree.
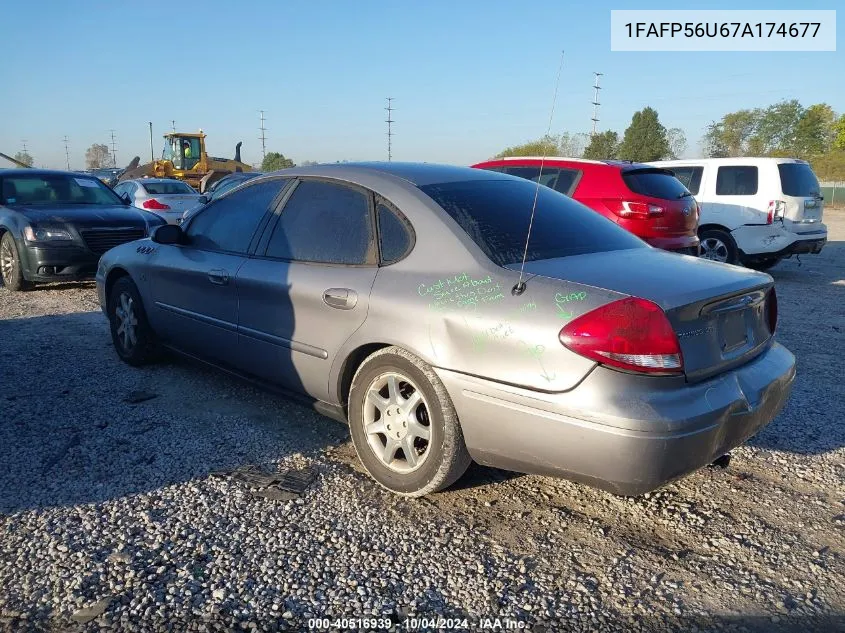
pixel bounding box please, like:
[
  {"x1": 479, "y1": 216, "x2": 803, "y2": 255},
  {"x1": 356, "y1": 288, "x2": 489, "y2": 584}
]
[
  {"x1": 494, "y1": 134, "x2": 560, "y2": 158},
  {"x1": 13, "y1": 151, "x2": 33, "y2": 167},
  {"x1": 702, "y1": 109, "x2": 760, "y2": 157},
  {"x1": 833, "y1": 115, "x2": 845, "y2": 151},
  {"x1": 810, "y1": 151, "x2": 845, "y2": 181},
  {"x1": 752, "y1": 99, "x2": 804, "y2": 155},
  {"x1": 666, "y1": 128, "x2": 687, "y2": 159},
  {"x1": 85, "y1": 143, "x2": 111, "y2": 169},
  {"x1": 261, "y1": 152, "x2": 295, "y2": 171},
  {"x1": 582, "y1": 131, "x2": 619, "y2": 160},
  {"x1": 792, "y1": 104, "x2": 836, "y2": 157},
  {"x1": 618, "y1": 107, "x2": 669, "y2": 162}
]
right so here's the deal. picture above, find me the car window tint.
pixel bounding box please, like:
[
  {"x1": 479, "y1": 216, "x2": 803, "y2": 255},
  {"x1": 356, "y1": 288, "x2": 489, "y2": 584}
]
[
  {"x1": 716, "y1": 166, "x2": 758, "y2": 196},
  {"x1": 142, "y1": 181, "x2": 195, "y2": 195},
  {"x1": 479, "y1": 166, "x2": 506, "y2": 173},
  {"x1": 622, "y1": 169, "x2": 692, "y2": 200},
  {"x1": 186, "y1": 179, "x2": 287, "y2": 254},
  {"x1": 377, "y1": 201, "x2": 413, "y2": 264},
  {"x1": 420, "y1": 179, "x2": 645, "y2": 266},
  {"x1": 777, "y1": 163, "x2": 820, "y2": 197},
  {"x1": 265, "y1": 180, "x2": 374, "y2": 265},
  {"x1": 502, "y1": 167, "x2": 579, "y2": 195},
  {"x1": 667, "y1": 166, "x2": 703, "y2": 195}
]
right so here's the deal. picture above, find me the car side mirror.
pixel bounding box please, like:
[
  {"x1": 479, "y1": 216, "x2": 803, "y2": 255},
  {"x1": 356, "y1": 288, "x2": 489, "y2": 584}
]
[
  {"x1": 198, "y1": 195, "x2": 209, "y2": 204},
  {"x1": 151, "y1": 224, "x2": 184, "y2": 245},
  {"x1": 120, "y1": 193, "x2": 132, "y2": 205}
]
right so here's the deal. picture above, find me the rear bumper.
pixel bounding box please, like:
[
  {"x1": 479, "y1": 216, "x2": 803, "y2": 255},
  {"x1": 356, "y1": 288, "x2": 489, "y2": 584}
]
[
  {"x1": 437, "y1": 342, "x2": 795, "y2": 496},
  {"x1": 734, "y1": 223, "x2": 827, "y2": 261},
  {"x1": 643, "y1": 234, "x2": 700, "y2": 255},
  {"x1": 20, "y1": 243, "x2": 100, "y2": 282}
]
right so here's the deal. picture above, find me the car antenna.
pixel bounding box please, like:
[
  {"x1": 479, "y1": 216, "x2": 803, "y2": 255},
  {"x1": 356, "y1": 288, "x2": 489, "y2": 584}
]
[{"x1": 512, "y1": 49, "x2": 565, "y2": 296}]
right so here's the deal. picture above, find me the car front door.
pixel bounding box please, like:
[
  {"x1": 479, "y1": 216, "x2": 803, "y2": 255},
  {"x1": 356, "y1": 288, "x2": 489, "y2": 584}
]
[
  {"x1": 234, "y1": 178, "x2": 379, "y2": 402},
  {"x1": 145, "y1": 177, "x2": 288, "y2": 365}
]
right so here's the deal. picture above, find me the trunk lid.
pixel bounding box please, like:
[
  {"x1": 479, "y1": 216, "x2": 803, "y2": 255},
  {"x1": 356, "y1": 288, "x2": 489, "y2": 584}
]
[
  {"x1": 620, "y1": 168, "x2": 699, "y2": 236},
  {"x1": 777, "y1": 162, "x2": 825, "y2": 230},
  {"x1": 147, "y1": 194, "x2": 204, "y2": 213},
  {"x1": 512, "y1": 248, "x2": 775, "y2": 381}
]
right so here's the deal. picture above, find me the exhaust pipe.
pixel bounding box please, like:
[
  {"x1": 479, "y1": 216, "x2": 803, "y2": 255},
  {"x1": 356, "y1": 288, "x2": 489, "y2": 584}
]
[{"x1": 234, "y1": 142, "x2": 242, "y2": 163}]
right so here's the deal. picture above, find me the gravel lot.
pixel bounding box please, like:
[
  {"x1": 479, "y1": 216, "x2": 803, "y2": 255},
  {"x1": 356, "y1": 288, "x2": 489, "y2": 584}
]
[{"x1": 1, "y1": 212, "x2": 844, "y2": 632}]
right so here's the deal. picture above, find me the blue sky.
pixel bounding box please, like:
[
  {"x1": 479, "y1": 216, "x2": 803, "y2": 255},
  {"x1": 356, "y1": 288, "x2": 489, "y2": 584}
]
[{"x1": 1, "y1": 0, "x2": 841, "y2": 169}]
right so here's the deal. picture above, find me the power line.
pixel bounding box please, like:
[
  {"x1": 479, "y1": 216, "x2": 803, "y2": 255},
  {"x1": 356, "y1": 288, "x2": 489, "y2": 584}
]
[
  {"x1": 63, "y1": 136, "x2": 70, "y2": 170},
  {"x1": 109, "y1": 130, "x2": 118, "y2": 167},
  {"x1": 591, "y1": 72, "x2": 603, "y2": 136},
  {"x1": 259, "y1": 110, "x2": 267, "y2": 161},
  {"x1": 385, "y1": 98, "x2": 395, "y2": 161}
]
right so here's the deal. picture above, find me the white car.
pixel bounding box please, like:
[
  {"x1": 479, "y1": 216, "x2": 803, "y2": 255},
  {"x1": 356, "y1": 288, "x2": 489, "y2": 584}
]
[
  {"x1": 649, "y1": 158, "x2": 827, "y2": 270},
  {"x1": 112, "y1": 178, "x2": 205, "y2": 225}
]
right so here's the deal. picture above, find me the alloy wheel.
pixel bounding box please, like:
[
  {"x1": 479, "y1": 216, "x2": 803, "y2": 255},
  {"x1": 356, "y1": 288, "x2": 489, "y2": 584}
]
[
  {"x1": 700, "y1": 237, "x2": 729, "y2": 263},
  {"x1": 0, "y1": 241, "x2": 14, "y2": 284},
  {"x1": 114, "y1": 291, "x2": 139, "y2": 352},
  {"x1": 362, "y1": 372, "x2": 432, "y2": 473}
]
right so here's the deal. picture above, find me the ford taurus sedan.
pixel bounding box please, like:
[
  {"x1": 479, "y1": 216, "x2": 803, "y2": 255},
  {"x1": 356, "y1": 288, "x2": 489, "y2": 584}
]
[
  {"x1": 0, "y1": 170, "x2": 165, "y2": 291},
  {"x1": 95, "y1": 163, "x2": 795, "y2": 497}
]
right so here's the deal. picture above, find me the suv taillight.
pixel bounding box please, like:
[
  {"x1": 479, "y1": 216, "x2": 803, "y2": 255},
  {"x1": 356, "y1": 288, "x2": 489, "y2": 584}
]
[
  {"x1": 559, "y1": 297, "x2": 683, "y2": 375},
  {"x1": 766, "y1": 287, "x2": 778, "y2": 334},
  {"x1": 766, "y1": 200, "x2": 786, "y2": 224}
]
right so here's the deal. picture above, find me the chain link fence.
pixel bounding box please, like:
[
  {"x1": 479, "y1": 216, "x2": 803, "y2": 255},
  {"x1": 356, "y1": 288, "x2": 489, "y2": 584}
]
[{"x1": 820, "y1": 182, "x2": 845, "y2": 207}]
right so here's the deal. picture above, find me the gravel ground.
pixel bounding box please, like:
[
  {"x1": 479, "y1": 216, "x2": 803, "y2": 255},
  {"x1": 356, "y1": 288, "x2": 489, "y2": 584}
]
[{"x1": 1, "y1": 212, "x2": 844, "y2": 633}]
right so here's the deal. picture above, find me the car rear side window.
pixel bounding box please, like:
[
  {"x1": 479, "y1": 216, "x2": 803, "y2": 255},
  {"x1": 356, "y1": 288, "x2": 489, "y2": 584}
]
[
  {"x1": 377, "y1": 200, "x2": 413, "y2": 264},
  {"x1": 622, "y1": 169, "x2": 692, "y2": 200},
  {"x1": 186, "y1": 179, "x2": 287, "y2": 254},
  {"x1": 264, "y1": 180, "x2": 375, "y2": 265},
  {"x1": 420, "y1": 179, "x2": 645, "y2": 266},
  {"x1": 667, "y1": 166, "x2": 703, "y2": 195},
  {"x1": 716, "y1": 166, "x2": 758, "y2": 196},
  {"x1": 501, "y1": 166, "x2": 581, "y2": 196},
  {"x1": 777, "y1": 163, "x2": 820, "y2": 197}
]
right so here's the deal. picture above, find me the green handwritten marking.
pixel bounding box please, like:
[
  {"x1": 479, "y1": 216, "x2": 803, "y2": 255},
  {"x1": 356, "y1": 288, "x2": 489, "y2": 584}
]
[
  {"x1": 538, "y1": 358, "x2": 556, "y2": 382},
  {"x1": 554, "y1": 291, "x2": 587, "y2": 304},
  {"x1": 423, "y1": 273, "x2": 505, "y2": 312},
  {"x1": 556, "y1": 304, "x2": 574, "y2": 320}
]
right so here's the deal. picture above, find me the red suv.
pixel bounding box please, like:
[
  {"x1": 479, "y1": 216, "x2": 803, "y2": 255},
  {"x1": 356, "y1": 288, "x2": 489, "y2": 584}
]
[{"x1": 472, "y1": 158, "x2": 700, "y2": 255}]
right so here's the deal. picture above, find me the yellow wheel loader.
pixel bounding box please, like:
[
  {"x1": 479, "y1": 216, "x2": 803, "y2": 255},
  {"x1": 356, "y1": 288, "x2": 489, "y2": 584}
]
[{"x1": 118, "y1": 131, "x2": 252, "y2": 193}]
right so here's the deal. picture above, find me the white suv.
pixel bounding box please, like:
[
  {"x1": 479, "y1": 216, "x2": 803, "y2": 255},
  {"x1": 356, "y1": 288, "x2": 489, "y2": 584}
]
[{"x1": 649, "y1": 158, "x2": 827, "y2": 270}]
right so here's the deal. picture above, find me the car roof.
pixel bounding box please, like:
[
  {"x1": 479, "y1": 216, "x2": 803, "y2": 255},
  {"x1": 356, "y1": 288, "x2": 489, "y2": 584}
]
[
  {"x1": 649, "y1": 157, "x2": 810, "y2": 167},
  {"x1": 474, "y1": 157, "x2": 657, "y2": 172},
  {"x1": 269, "y1": 162, "x2": 510, "y2": 187},
  {"x1": 0, "y1": 168, "x2": 100, "y2": 178},
  {"x1": 128, "y1": 178, "x2": 190, "y2": 185}
]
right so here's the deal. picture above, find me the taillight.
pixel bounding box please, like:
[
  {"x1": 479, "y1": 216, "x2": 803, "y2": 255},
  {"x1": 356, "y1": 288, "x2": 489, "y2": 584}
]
[
  {"x1": 766, "y1": 200, "x2": 785, "y2": 224},
  {"x1": 766, "y1": 287, "x2": 778, "y2": 334},
  {"x1": 610, "y1": 200, "x2": 664, "y2": 219},
  {"x1": 143, "y1": 199, "x2": 171, "y2": 210},
  {"x1": 559, "y1": 297, "x2": 683, "y2": 375}
]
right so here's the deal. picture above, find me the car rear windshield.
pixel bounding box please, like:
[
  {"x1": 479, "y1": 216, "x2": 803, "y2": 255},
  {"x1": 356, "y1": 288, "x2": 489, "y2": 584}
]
[
  {"x1": 419, "y1": 179, "x2": 645, "y2": 266},
  {"x1": 622, "y1": 169, "x2": 692, "y2": 200},
  {"x1": 778, "y1": 163, "x2": 820, "y2": 197},
  {"x1": 142, "y1": 181, "x2": 195, "y2": 195},
  {"x1": 0, "y1": 174, "x2": 123, "y2": 206}
]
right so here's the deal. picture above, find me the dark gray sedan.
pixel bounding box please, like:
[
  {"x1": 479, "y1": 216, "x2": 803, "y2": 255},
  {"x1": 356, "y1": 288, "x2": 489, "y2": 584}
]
[{"x1": 95, "y1": 163, "x2": 795, "y2": 496}]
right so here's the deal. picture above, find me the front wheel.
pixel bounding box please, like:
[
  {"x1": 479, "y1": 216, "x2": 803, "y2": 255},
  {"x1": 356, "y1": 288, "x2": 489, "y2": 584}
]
[
  {"x1": 108, "y1": 276, "x2": 159, "y2": 366},
  {"x1": 0, "y1": 233, "x2": 32, "y2": 291},
  {"x1": 348, "y1": 347, "x2": 471, "y2": 496},
  {"x1": 699, "y1": 228, "x2": 739, "y2": 265}
]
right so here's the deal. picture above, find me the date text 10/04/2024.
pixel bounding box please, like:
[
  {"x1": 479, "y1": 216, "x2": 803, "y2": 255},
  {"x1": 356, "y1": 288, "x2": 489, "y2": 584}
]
[{"x1": 307, "y1": 616, "x2": 528, "y2": 630}]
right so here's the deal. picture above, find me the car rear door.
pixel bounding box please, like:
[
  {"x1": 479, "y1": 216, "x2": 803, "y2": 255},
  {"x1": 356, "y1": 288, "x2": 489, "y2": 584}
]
[
  {"x1": 145, "y1": 178, "x2": 288, "y2": 364},
  {"x1": 234, "y1": 178, "x2": 378, "y2": 402}
]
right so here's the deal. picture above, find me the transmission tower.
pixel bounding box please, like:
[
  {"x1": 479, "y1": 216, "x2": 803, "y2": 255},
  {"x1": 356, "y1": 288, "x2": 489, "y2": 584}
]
[
  {"x1": 171, "y1": 120, "x2": 176, "y2": 132},
  {"x1": 591, "y1": 72, "x2": 603, "y2": 136},
  {"x1": 109, "y1": 129, "x2": 118, "y2": 167},
  {"x1": 385, "y1": 98, "x2": 395, "y2": 161},
  {"x1": 63, "y1": 136, "x2": 70, "y2": 170},
  {"x1": 259, "y1": 110, "x2": 267, "y2": 161}
]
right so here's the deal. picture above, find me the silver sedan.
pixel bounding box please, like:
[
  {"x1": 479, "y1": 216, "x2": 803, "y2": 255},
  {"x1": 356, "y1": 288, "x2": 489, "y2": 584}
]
[
  {"x1": 113, "y1": 178, "x2": 204, "y2": 225},
  {"x1": 95, "y1": 163, "x2": 795, "y2": 497}
]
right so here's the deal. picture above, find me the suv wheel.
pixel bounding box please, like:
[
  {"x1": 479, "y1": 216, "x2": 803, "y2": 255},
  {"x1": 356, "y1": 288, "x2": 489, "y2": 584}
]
[
  {"x1": 699, "y1": 228, "x2": 739, "y2": 265},
  {"x1": 348, "y1": 346, "x2": 471, "y2": 496}
]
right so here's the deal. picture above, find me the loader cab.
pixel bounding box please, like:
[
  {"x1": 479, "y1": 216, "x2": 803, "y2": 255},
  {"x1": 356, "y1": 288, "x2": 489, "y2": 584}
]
[{"x1": 163, "y1": 135, "x2": 202, "y2": 170}]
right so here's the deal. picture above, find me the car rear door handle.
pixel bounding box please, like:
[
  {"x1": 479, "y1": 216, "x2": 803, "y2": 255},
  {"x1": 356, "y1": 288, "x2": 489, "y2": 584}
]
[
  {"x1": 323, "y1": 288, "x2": 357, "y2": 310},
  {"x1": 208, "y1": 269, "x2": 229, "y2": 285}
]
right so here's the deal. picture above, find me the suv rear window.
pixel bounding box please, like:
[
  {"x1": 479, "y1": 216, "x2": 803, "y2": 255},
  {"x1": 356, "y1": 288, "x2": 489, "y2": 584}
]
[
  {"x1": 667, "y1": 166, "x2": 703, "y2": 195},
  {"x1": 778, "y1": 163, "x2": 820, "y2": 197},
  {"x1": 622, "y1": 169, "x2": 692, "y2": 200},
  {"x1": 419, "y1": 179, "x2": 645, "y2": 267},
  {"x1": 499, "y1": 166, "x2": 581, "y2": 195}
]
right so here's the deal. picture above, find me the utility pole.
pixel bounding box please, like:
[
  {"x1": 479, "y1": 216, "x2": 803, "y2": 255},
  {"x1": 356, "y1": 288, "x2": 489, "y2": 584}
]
[
  {"x1": 259, "y1": 110, "x2": 267, "y2": 161},
  {"x1": 109, "y1": 129, "x2": 118, "y2": 167},
  {"x1": 591, "y1": 72, "x2": 603, "y2": 136},
  {"x1": 149, "y1": 122, "x2": 155, "y2": 162},
  {"x1": 385, "y1": 98, "x2": 395, "y2": 161},
  {"x1": 171, "y1": 120, "x2": 176, "y2": 132},
  {"x1": 21, "y1": 139, "x2": 31, "y2": 165},
  {"x1": 63, "y1": 136, "x2": 70, "y2": 170}
]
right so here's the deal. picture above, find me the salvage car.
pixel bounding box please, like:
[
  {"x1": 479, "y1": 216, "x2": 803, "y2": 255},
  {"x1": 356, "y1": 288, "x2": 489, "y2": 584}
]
[
  {"x1": 96, "y1": 163, "x2": 795, "y2": 497},
  {"x1": 0, "y1": 170, "x2": 165, "y2": 290},
  {"x1": 113, "y1": 178, "x2": 205, "y2": 225},
  {"x1": 473, "y1": 157, "x2": 701, "y2": 255}
]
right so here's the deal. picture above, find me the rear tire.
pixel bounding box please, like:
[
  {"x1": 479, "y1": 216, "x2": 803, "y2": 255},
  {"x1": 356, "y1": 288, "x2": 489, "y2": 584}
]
[
  {"x1": 108, "y1": 276, "x2": 159, "y2": 366},
  {"x1": 699, "y1": 228, "x2": 739, "y2": 265},
  {"x1": 0, "y1": 233, "x2": 33, "y2": 292},
  {"x1": 348, "y1": 346, "x2": 471, "y2": 497}
]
